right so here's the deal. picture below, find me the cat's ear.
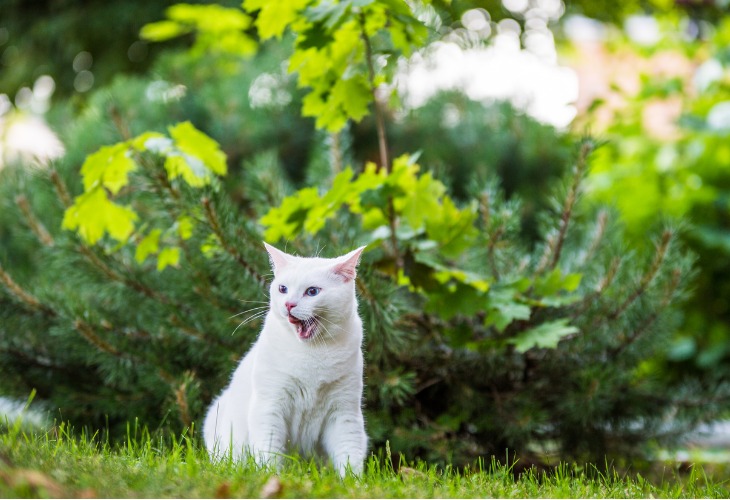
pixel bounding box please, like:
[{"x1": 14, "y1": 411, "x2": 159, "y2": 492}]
[
  {"x1": 263, "y1": 242, "x2": 292, "y2": 275},
  {"x1": 332, "y1": 246, "x2": 366, "y2": 282}
]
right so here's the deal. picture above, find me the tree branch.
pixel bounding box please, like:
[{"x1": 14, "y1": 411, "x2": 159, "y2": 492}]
[
  {"x1": 15, "y1": 195, "x2": 54, "y2": 247},
  {"x1": 202, "y1": 197, "x2": 266, "y2": 287},
  {"x1": 0, "y1": 263, "x2": 56, "y2": 317},
  {"x1": 359, "y1": 13, "x2": 402, "y2": 273}
]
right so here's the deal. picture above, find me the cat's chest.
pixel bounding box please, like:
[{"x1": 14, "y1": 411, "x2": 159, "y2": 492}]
[{"x1": 256, "y1": 344, "x2": 361, "y2": 407}]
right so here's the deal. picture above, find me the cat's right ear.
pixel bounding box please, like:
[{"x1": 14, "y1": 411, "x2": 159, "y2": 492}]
[{"x1": 263, "y1": 242, "x2": 291, "y2": 275}]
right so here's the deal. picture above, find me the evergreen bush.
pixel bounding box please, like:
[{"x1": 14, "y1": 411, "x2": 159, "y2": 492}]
[{"x1": 0, "y1": 0, "x2": 724, "y2": 467}]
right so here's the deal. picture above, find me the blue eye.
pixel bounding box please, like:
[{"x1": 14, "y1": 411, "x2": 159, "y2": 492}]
[
  {"x1": 278, "y1": 285, "x2": 288, "y2": 294},
  {"x1": 305, "y1": 287, "x2": 320, "y2": 297}
]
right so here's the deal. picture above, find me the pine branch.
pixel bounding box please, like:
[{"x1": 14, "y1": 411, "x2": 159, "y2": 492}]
[
  {"x1": 74, "y1": 318, "x2": 175, "y2": 386},
  {"x1": 548, "y1": 140, "x2": 593, "y2": 271},
  {"x1": 49, "y1": 168, "x2": 177, "y2": 307},
  {"x1": 169, "y1": 314, "x2": 235, "y2": 349},
  {"x1": 73, "y1": 318, "x2": 123, "y2": 357},
  {"x1": 201, "y1": 197, "x2": 266, "y2": 288},
  {"x1": 579, "y1": 210, "x2": 608, "y2": 266},
  {"x1": 535, "y1": 140, "x2": 593, "y2": 275},
  {"x1": 608, "y1": 229, "x2": 672, "y2": 322},
  {"x1": 572, "y1": 257, "x2": 621, "y2": 322},
  {"x1": 174, "y1": 379, "x2": 192, "y2": 428},
  {"x1": 0, "y1": 263, "x2": 56, "y2": 317},
  {"x1": 610, "y1": 266, "x2": 682, "y2": 358},
  {"x1": 49, "y1": 170, "x2": 72, "y2": 208},
  {"x1": 15, "y1": 195, "x2": 54, "y2": 246},
  {"x1": 481, "y1": 191, "x2": 505, "y2": 280},
  {"x1": 77, "y1": 245, "x2": 177, "y2": 308}
]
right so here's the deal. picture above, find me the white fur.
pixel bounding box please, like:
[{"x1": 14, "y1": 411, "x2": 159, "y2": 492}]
[{"x1": 203, "y1": 244, "x2": 368, "y2": 476}]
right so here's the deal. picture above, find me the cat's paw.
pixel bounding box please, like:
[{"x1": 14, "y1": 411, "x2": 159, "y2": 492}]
[{"x1": 335, "y1": 459, "x2": 364, "y2": 478}]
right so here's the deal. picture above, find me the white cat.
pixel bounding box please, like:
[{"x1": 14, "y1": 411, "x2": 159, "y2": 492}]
[{"x1": 203, "y1": 243, "x2": 368, "y2": 476}]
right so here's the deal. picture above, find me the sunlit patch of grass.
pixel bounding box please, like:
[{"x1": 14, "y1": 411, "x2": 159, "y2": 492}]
[{"x1": 0, "y1": 420, "x2": 727, "y2": 498}]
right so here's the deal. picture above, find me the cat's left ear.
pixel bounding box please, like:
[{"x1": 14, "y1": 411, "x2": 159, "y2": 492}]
[
  {"x1": 264, "y1": 242, "x2": 292, "y2": 275},
  {"x1": 332, "y1": 246, "x2": 366, "y2": 282}
]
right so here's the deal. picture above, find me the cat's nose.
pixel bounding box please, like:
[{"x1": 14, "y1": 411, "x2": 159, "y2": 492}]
[{"x1": 285, "y1": 301, "x2": 297, "y2": 312}]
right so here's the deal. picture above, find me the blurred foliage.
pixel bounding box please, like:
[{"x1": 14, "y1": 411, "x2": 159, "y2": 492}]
[
  {"x1": 5, "y1": 0, "x2": 727, "y2": 108},
  {"x1": 584, "y1": 16, "x2": 730, "y2": 384}
]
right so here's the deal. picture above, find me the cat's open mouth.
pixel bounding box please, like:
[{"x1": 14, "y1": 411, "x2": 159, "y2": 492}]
[{"x1": 288, "y1": 315, "x2": 318, "y2": 340}]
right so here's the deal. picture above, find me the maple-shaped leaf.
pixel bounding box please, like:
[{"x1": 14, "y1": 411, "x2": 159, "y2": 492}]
[
  {"x1": 135, "y1": 229, "x2": 162, "y2": 263},
  {"x1": 157, "y1": 246, "x2": 181, "y2": 271},
  {"x1": 62, "y1": 188, "x2": 138, "y2": 245},
  {"x1": 243, "y1": 0, "x2": 311, "y2": 39},
  {"x1": 508, "y1": 319, "x2": 579, "y2": 353},
  {"x1": 80, "y1": 143, "x2": 137, "y2": 195},
  {"x1": 168, "y1": 121, "x2": 227, "y2": 177}
]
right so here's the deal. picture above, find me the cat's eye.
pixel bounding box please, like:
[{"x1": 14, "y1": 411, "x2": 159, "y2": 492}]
[
  {"x1": 305, "y1": 287, "x2": 320, "y2": 297},
  {"x1": 278, "y1": 285, "x2": 288, "y2": 294}
]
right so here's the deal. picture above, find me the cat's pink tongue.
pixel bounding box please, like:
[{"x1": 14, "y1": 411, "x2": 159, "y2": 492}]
[{"x1": 288, "y1": 315, "x2": 314, "y2": 339}]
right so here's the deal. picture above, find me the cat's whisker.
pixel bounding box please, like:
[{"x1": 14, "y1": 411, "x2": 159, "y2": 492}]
[
  {"x1": 315, "y1": 314, "x2": 346, "y2": 334},
  {"x1": 229, "y1": 306, "x2": 269, "y2": 319},
  {"x1": 231, "y1": 311, "x2": 269, "y2": 336},
  {"x1": 313, "y1": 317, "x2": 336, "y2": 346}
]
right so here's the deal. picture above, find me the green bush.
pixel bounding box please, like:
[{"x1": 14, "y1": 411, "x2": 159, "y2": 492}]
[{"x1": 0, "y1": 0, "x2": 724, "y2": 468}]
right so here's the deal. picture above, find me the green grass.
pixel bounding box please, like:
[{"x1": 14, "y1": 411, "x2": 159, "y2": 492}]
[{"x1": 0, "y1": 421, "x2": 727, "y2": 498}]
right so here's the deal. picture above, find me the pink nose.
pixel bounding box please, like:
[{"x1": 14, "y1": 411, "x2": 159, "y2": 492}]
[{"x1": 285, "y1": 301, "x2": 297, "y2": 312}]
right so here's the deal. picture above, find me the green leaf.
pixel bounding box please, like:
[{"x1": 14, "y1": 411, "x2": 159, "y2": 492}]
[
  {"x1": 484, "y1": 288, "x2": 531, "y2": 332},
  {"x1": 139, "y1": 20, "x2": 191, "y2": 41},
  {"x1": 157, "y1": 246, "x2": 181, "y2": 271},
  {"x1": 244, "y1": 0, "x2": 311, "y2": 39},
  {"x1": 80, "y1": 143, "x2": 137, "y2": 195},
  {"x1": 177, "y1": 216, "x2": 195, "y2": 241},
  {"x1": 164, "y1": 154, "x2": 209, "y2": 187},
  {"x1": 135, "y1": 229, "x2": 162, "y2": 263},
  {"x1": 401, "y1": 172, "x2": 444, "y2": 230},
  {"x1": 130, "y1": 132, "x2": 167, "y2": 152},
  {"x1": 304, "y1": 2, "x2": 350, "y2": 32},
  {"x1": 168, "y1": 4, "x2": 251, "y2": 32},
  {"x1": 534, "y1": 268, "x2": 583, "y2": 296},
  {"x1": 168, "y1": 121, "x2": 228, "y2": 177},
  {"x1": 508, "y1": 319, "x2": 579, "y2": 353},
  {"x1": 330, "y1": 75, "x2": 371, "y2": 123},
  {"x1": 259, "y1": 186, "x2": 320, "y2": 241},
  {"x1": 62, "y1": 188, "x2": 138, "y2": 245}
]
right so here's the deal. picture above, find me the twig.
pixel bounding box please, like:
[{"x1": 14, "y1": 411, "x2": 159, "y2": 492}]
[
  {"x1": 174, "y1": 378, "x2": 192, "y2": 428},
  {"x1": 548, "y1": 141, "x2": 593, "y2": 271},
  {"x1": 608, "y1": 230, "x2": 672, "y2": 322},
  {"x1": 169, "y1": 314, "x2": 234, "y2": 348},
  {"x1": 358, "y1": 13, "x2": 402, "y2": 273},
  {"x1": 15, "y1": 195, "x2": 54, "y2": 246},
  {"x1": 49, "y1": 170, "x2": 72, "y2": 208},
  {"x1": 579, "y1": 210, "x2": 608, "y2": 267},
  {"x1": 201, "y1": 197, "x2": 266, "y2": 287},
  {"x1": 73, "y1": 318, "x2": 123, "y2": 357},
  {"x1": 77, "y1": 245, "x2": 175, "y2": 306},
  {"x1": 572, "y1": 257, "x2": 621, "y2": 322},
  {"x1": 359, "y1": 14, "x2": 389, "y2": 173},
  {"x1": 610, "y1": 266, "x2": 681, "y2": 358},
  {"x1": 330, "y1": 131, "x2": 343, "y2": 176},
  {"x1": 0, "y1": 263, "x2": 56, "y2": 317}
]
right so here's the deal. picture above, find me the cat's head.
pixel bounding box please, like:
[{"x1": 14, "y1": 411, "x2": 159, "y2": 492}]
[{"x1": 264, "y1": 243, "x2": 365, "y2": 342}]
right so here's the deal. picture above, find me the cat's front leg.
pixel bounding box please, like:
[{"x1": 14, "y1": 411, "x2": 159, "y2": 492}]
[
  {"x1": 247, "y1": 397, "x2": 287, "y2": 470},
  {"x1": 322, "y1": 410, "x2": 367, "y2": 476}
]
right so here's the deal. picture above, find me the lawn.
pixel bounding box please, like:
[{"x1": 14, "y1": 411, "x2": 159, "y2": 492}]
[{"x1": 0, "y1": 420, "x2": 727, "y2": 498}]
